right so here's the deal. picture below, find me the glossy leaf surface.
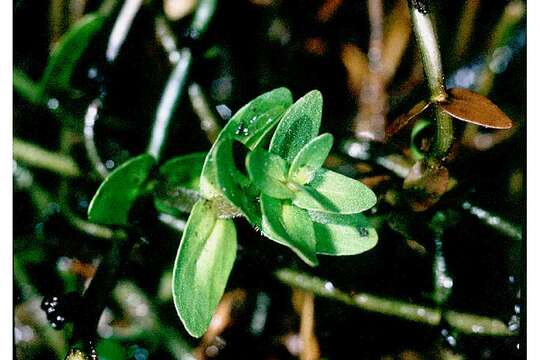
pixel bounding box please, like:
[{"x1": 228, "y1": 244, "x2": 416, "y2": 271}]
[
  {"x1": 246, "y1": 147, "x2": 294, "y2": 199},
  {"x1": 308, "y1": 211, "x2": 378, "y2": 255},
  {"x1": 261, "y1": 195, "x2": 318, "y2": 266},
  {"x1": 293, "y1": 169, "x2": 377, "y2": 214},
  {"x1": 270, "y1": 90, "x2": 322, "y2": 162},
  {"x1": 88, "y1": 154, "x2": 155, "y2": 225},
  {"x1": 200, "y1": 87, "x2": 293, "y2": 198},
  {"x1": 288, "y1": 133, "x2": 333, "y2": 184},
  {"x1": 440, "y1": 88, "x2": 513, "y2": 129},
  {"x1": 172, "y1": 200, "x2": 237, "y2": 338}
]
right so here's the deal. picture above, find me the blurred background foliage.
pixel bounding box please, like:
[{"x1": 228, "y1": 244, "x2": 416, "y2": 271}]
[{"x1": 14, "y1": 0, "x2": 525, "y2": 359}]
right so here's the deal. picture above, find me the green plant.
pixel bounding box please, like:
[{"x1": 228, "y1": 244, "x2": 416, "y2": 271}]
[{"x1": 86, "y1": 88, "x2": 378, "y2": 338}]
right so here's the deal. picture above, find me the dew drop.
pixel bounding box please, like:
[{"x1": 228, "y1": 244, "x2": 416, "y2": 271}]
[{"x1": 47, "y1": 98, "x2": 59, "y2": 110}]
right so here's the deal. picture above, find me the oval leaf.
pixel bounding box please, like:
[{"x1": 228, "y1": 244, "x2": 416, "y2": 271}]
[
  {"x1": 293, "y1": 169, "x2": 377, "y2": 214},
  {"x1": 228, "y1": 87, "x2": 293, "y2": 149},
  {"x1": 39, "y1": 14, "x2": 106, "y2": 99},
  {"x1": 200, "y1": 87, "x2": 293, "y2": 198},
  {"x1": 308, "y1": 211, "x2": 378, "y2": 255},
  {"x1": 88, "y1": 154, "x2": 155, "y2": 225},
  {"x1": 246, "y1": 147, "x2": 294, "y2": 199},
  {"x1": 440, "y1": 88, "x2": 513, "y2": 129},
  {"x1": 269, "y1": 90, "x2": 323, "y2": 162},
  {"x1": 260, "y1": 195, "x2": 318, "y2": 266},
  {"x1": 172, "y1": 200, "x2": 237, "y2": 338},
  {"x1": 289, "y1": 133, "x2": 333, "y2": 184}
]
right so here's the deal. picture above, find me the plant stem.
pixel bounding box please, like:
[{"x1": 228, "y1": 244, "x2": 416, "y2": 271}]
[
  {"x1": 112, "y1": 281, "x2": 195, "y2": 359},
  {"x1": 147, "y1": 48, "x2": 193, "y2": 161},
  {"x1": 147, "y1": 0, "x2": 218, "y2": 161},
  {"x1": 188, "y1": 83, "x2": 222, "y2": 144},
  {"x1": 72, "y1": 234, "x2": 135, "y2": 343},
  {"x1": 408, "y1": 0, "x2": 453, "y2": 164},
  {"x1": 105, "y1": 0, "x2": 143, "y2": 63},
  {"x1": 83, "y1": 98, "x2": 110, "y2": 179},
  {"x1": 461, "y1": 201, "x2": 522, "y2": 241},
  {"x1": 275, "y1": 268, "x2": 514, "y2": 336},
  {"x1": 355, "y1": 0, "x2": 386, "y2": 142},
  {"x1": 13, "y1": 138, "x2": 81, "y2": 177}
]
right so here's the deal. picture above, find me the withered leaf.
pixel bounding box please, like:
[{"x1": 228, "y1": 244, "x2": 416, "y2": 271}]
[
  {"x1": 440, "y1": 88, "x2": 513, "y2": 129},
  {"x1": 386, "y1": 100, "x2": 430, "y2": 139}
]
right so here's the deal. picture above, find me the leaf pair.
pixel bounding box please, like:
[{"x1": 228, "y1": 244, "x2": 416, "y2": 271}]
[
  {"x1": 87, "y1": 88, "x2": 380, "y2": 340},
  {"x1": 172, "y1": 88, "x2": 297, "y2": 337},
  {"x1": 245, "y1": 91, "x2": 378, "y2": 267},
  {"x1": 386, "y1": 87, "x2": 513, "y2": 140}
]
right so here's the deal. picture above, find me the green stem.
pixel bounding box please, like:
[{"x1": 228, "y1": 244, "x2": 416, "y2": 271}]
[
  {"x1": 13, "y1": 138, "x2": 81, "y2": 177},
  {"x1": 408, "y1": 0, "x2": 453, "y2": 164},
  {"x1": 72, "y1": 235, "x2": 135, "y2": 343},
  {"x1": 13, "y1": 69, "x2": 41, "y2": 105},
  {"x1": 275, "y1": 268, "x2": 513, "y2": 336},
  {"x1": 462, "y1": 201, "x2": 522, "y2": 241}
]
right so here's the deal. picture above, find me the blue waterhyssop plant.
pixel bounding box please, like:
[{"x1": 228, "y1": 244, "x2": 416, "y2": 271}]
[{"x1": 86, "y1": 88, "x2": 378, "y2": 338}]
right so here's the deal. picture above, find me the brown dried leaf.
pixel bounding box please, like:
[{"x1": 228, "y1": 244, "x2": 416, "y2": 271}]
[
  {"x1": 386, "y1": 100, "x2": 430, "y2": 139},
  {"x1": 403, "y1": 161, "x2": 449, "y2": 212},
  {"x1": 440, "y1": 88, "x2": 513, "y2": 129}
]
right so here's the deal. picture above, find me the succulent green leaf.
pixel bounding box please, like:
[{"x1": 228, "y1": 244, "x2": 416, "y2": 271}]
[
  {"x1": 308, "y1": 211, "x2": 378, "y2": 255},
  {"x1": 214, "y1": 137, "x2": 261, "y2": 224},
  {"x1": 260, "y1": 195, "x2": 318, "y2": 266},
  {"x1": 39, "y1": 14, "x2": 106, "y2": 99},
  {"x1": 289, "y1": 133, "x2": 333, "y2": 184},
  {"x1": 246, "y1": 147, "x2": 294, "y2": 199},
  {"x1": 200, "y1": 87, "x2": 293, "y2": 198},
  {"x1": 227, "y1": 87, "x2": 293, "y2": 149},
  {"x1": 154, "y1": 152, "x2": 206, "y2": 216},
  {"x1": 88, "y1": 154, "x2": 155, "y2": 225},
  {"x1": 172, "y1": 199, "x2": 237, "y2": 338},
  {"x1": 269, "y1": 90, "x2": 322, "y2": 162},
  {"x1": 293, "y1": 169, "x2": 377, "y2": 214},
  {"x1": 233, "y1": 106, "x2": 292, "y2": 150}
]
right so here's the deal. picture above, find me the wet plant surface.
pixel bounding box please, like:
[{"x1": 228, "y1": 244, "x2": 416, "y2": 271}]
[{"x1": 14, "y1": 0, "x2": 525, "y2": 359}]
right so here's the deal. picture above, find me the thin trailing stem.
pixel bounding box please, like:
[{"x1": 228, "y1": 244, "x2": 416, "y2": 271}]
[
  {"x1": 84, "y1": 98, "x2": 110, "y2": 179},
  {"x1": 13, "y1": 138, "x2": 80, "y2": 177},
  {"x1": 275, "y1": 268, "x2": 514, "y2": 336},
  {"x1": 71, "y1": 234, "x2": 135, "y2": 343},
  {"x1": 188, "y1": 83, "x2": 222, "y2": 144},
  {"x1": 355, "y1": 0, "x2": 386, "y2": 142},
  {"x1": 408, "y1": 0, "x2": 453, "y2": 165},
  {"x1": 146, "y1": 48, "x2": 193, "y2": 161}
]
